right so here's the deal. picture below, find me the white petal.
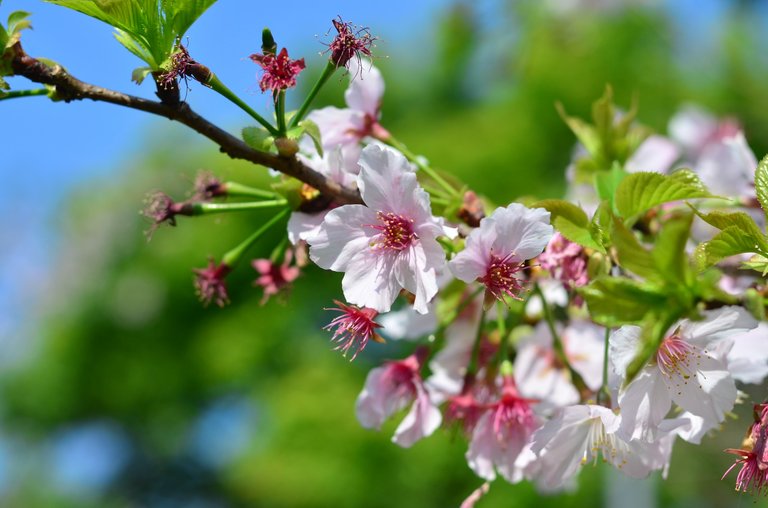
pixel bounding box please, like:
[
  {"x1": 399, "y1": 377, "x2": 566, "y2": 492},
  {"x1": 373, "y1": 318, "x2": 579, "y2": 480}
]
[
  {"x1": 625, "y1": 135, "x2": 679, "y2": 174},
  {"x1": 609, "y1": 325, "x2": 642, "y2": 381},
  {"x1": 448, "y1": 217, "x2": 497, "y2": 282},
  {"x1": 617, "y1": 368, "x2": 671, "y2": 442},
  {"x1": 668, "y1": 105, "x2": 718, "y2": 155},
  {"x1": 726, "y1": 322, "x2": 768, "y2": 384},
  {"x1": 379, "y1": 303, "x2": 438, "y2": 341},
  {"x1": 680, "y1": 306, "x2": 757, "y2": 348},
  {"x1": 392, "y1": 384, "x2": 441, "y2": 448},
  {"x1": 694, "y1": 132, "x2": 757, "y2": 198},
  {"x1": 287, "y1": 211, "x2": 327, "y2": 245},
  {"x1": 342, "y1": 250, "x2": 401, "y2": 313},
  {"x1": 307, "y1": 107, "x2": 366, "y2": 148},
  {"x1": 665, "y1": 351, "x2": 736, "y2": 425},
  {"x1": 563, "y1": 320, "x2": 606, "y2": 391},
  {"x1": 308, "y1": 205, "x2": 378, "y2": 271},
  {"x1": 466, "y1": 413, "x2": 498, "y2": 481},
  {"x1": 393, "y1": 244, "x2": 440, "y2": 315},
  {"x1": 491, "y1": 204, "x2": 554, "y2": 261},
  {"x1": 345, "y1": 59, "x2": 385, "y2": 118},
  {"x1": 358, "y1": 145, "x2": 421, "y2": 214},
  {"x1": 355, "y1": 366, "x2": 388, "y2": 429}
]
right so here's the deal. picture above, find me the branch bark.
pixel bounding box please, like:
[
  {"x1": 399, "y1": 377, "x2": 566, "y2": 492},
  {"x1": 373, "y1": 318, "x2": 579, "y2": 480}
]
[{"x1": 9, "y1": 42, "x2": 363, "y2": 205}]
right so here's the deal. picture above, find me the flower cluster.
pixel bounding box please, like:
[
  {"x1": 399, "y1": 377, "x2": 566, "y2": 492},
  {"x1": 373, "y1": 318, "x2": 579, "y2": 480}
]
[{"x1": 98, "y1": 16, "x2": 768, "y2": 503}]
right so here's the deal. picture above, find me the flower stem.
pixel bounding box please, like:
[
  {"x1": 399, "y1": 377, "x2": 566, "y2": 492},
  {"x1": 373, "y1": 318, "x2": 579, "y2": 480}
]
[
  {"x1": 0, "y1": 88, "x2": 49, "y2": 101},
  {"x1": 382, "y1": 136, "x2": 458, "y2": 198},
  {"x1": 276, "y1": 90, "x2": 287, "y2": 136},
  {"x1": 533, "y1": 283, "x2": 589, "y2": 395},
  {"x1": 207, "y1": 74, "x2": 279, "y2": 137},
  {"x1": 195, "y1": 199, "x2": 288, "y2": 215},
  {"x1": 223, "y1": 182, "x2": 280, "y2": 199},
  {"x1": 289, "y1": 61, "x2": 337, "y2": 129},
  {"x1": 466, "y1": 307, "x2": 487, "y2": 376},
  {"x1": 222, "y1": 208, "x2": 290, "y2": 267}
]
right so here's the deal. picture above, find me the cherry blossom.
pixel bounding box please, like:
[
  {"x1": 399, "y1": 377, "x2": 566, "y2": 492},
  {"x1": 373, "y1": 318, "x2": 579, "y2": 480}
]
[
  {"x1": 324, "y1": 300, "x2": 382, "y2": 359},
  {"x1": 611, "y1": 306, "x2": 757, "y2": 442},
  {"x1": 449, "y1": 204, "x2": 553, "y2": 308},
  {"x1": 355, "y1": 348, "x2": 442, "y2": 447},
  {"x1": 308, "y1": 144, "x2": 451, "y2": 314}
]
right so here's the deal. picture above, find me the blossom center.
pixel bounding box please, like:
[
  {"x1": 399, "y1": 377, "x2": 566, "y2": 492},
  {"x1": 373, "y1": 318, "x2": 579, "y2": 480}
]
[
  {"x1": 480, "y1": 254, "x2": 525, "y2": 301},
  {"x1": 656, "y1": 336, "x2": 696, "y2": 379},
  {"x1": 369, "y1": 212, "x2": 416, "y2": 251},
  {"x1": 583, "y1": 418, "x2": 633, "y2": 469}
]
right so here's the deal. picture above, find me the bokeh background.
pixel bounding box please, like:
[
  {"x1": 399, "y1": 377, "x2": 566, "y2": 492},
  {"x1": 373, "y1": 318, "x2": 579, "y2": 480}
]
[{"x1": 3, "y1": 0, "x2": 768, "y2": 506}]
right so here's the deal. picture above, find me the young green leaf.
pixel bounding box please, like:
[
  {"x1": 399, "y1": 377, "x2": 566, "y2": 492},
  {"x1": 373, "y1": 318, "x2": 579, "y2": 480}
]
[
  {"x1": 46, "y1": 0, "x2": 217, "y2": 70},
  {"x1": 578, "y1": 276, "x2": 667, "y2": 327},
  {"x1": 614, "y1": 170, "x2": 712, "y2": 222},
  {"x1": 651, "y1": 213, "x2": 693, "y2": 285},
  {"x1": 299, "y1": 119, "x2": 323, "y2": 158},
  {"x1": 611, "y1": 217, "x2": 657, "y2": 280},
  {"x1": 755, "y1": 153, "x2": 768, "y2": 224},
  {"x1": 694, "y1": 226, "x2": 767, "y2": 268},
  {"x1": 595, "y1": 162, "x2": 627, "y2": 210},
  {"x1": 534, "y1": 199, "x2": 604, "y2": 252}
]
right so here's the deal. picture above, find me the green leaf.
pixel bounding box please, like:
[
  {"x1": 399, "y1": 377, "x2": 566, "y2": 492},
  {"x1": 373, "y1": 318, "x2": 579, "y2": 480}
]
[
  {"x1": 299, "y1": 119, "x2": 323, "y2": 158},
  {"x1": 534, "y1": 199, "x2": 604, "y2": 252},
  {"x1": 755, "y1": 153, "x2": 768, "y2": 224},
  {"x1": 595, "y1": 162, "x2": 627, "y2": 210},
  {"x1": 691, "y1": 208, "x2": 768, "y2": 250},
  {"x1": 46, "y1": 0, "x2": 217, "y2": 69},
  {"x1": 652, "y1": 213, "x2": 693, "y2": 285},
  {"x1": 611, "y1": 217, "x2": 657, "y2": 279},
  {"x1": 695, "y1": 226, "x2": 767, "y2": 268},
  {"x1": 742, "y1": 254, "x2": 768, "y2": 276},
  {"x1": 614, "y1": 170, "x2": 712, "y2": 222},
  {"x1": 556, "y1": 103, "x2": 601, "y2": 157},
  {"x1": 578, "y1": 277, "x2": 667, "y2": 327},
  {"x1": 131, "y1": 66, "x2": 152, "y2": 84},
  {"x1": 242, "y1": 127, "x2": 274, "y2": 152},
  {"x1": 7, "y1": 10, "x2": 31, "y2": 32},
  {"x1": 744, "y1": 288, "x2": 766, "y2": 320}
]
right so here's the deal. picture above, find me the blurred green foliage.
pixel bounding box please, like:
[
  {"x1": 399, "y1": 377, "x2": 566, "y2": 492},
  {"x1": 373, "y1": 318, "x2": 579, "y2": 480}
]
[{"x1": 4, "y1": 1, "x2": 768, "y2": 506}]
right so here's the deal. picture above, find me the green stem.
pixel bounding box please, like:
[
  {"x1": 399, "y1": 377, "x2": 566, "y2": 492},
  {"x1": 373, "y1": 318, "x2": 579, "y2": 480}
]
[
  {"x1": 533, "y1": 283, "x2": 589, "y2": 394},
  {"x1": 196, "y1": 200, "x2": 287, "y2": 215},
  {"x1": 0, "y1": 88, "x2": 49, "y2": 101},
  {"x1": 276, "y1": 90, "x2": 287, "y2": 136},
  {"x1": 289, "y1": 61, "x2": 337, "y2": 129},
  {"x1": 223, "y1": 181, "x2": 280, "y2": 200},
  {"x1": 207, "y1": 74, "x2": 279, "y2": 137},
  {"x1": 222, "y1": 208, "x2": 290, "y2": 267},
  {"x1": 466, "y1": 307, "x2": 488, "y2": 376},
  {"x1": 383, "y1": 136, "x2": 458, "y2": 197}
]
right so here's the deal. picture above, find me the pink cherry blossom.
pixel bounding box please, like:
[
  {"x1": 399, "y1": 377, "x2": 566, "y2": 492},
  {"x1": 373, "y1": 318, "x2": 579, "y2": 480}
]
[
  {"x1": 723, "y1": 403, "x2": 768, "y2": 495},
  {"x1": 355, "y1": 348, "x2": 442, "y2": 447},
  {"x1": 249, "y1": 47, "x2": 305, "y2": 97},
  {"x1": 252, "y1": 251, "x2": 300, "y2": 304},
  {"x1": 611, "y1": 306, "x2": 757, "y2": 442},
  {"x1": 323, "y1": 300, "x2": 382, "y2": 360},
  {"x1": 668, "y1": 104, "x2": 742, "y2": 160},
  {"x1": 308, "y1": 145, "x2": 450, "y2": 314},
  {"x1": 466, "y1": 377, "x2": 540, "y2": 483},
  {"x1": 538, "y1": 233, "x2": 589, "y2": 291},
  {"x1": 449, "y1": 204, "x2": 553, "y2": 308},
  {"x1": 307, "y1": 58, "x2": 387, "y2": 154},
  {"x1": 694, "y1": 132, "x2": 757, "y2": 200}
]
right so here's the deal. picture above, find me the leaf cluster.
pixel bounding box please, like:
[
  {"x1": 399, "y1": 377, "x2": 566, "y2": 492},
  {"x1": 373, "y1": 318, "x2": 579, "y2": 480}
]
[
  {"x1": 0, "y1": 1, "x2": 32, "y2": 94},
  {"x1": 45, "y1": 0, "x2": 217, "y2": 71}
]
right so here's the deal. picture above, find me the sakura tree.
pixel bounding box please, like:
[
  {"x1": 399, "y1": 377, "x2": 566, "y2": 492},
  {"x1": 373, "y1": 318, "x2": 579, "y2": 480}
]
[{"x1": 3, "y1": 1, "x2": 768, "y2": 504}]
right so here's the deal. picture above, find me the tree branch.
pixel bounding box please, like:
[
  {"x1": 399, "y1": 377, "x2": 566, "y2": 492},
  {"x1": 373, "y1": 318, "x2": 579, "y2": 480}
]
[{"x1": 9, "y1": 42, "x2": 363, "y2": 205}]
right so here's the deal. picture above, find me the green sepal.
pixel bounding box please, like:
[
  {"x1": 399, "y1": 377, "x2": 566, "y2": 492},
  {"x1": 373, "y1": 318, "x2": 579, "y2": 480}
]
[
  {"x1": 298, "y1": 119, "x2": 323, "y2": 157},
  {"x1": 270, "y1": 178, "x2": 303, "y2": 210}
]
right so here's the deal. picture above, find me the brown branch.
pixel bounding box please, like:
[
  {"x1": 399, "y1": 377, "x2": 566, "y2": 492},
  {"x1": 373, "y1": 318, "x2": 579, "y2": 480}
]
[{"x1": 9, "y1": 42, "x2": 363, "y2": 205}]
